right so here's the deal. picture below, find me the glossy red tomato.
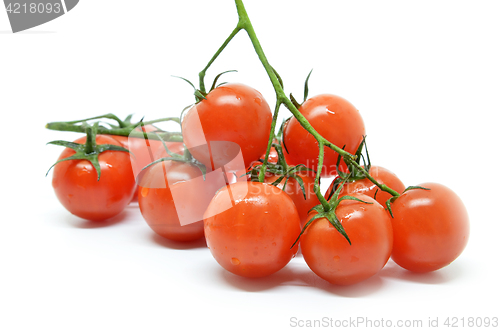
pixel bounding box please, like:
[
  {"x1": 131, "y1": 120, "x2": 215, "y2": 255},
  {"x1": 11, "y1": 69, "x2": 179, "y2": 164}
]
[
  {"x1": 52, "y1": 135, "x2": 136, "y2": 221},
  {"x1": 325, "y1": 166, "x2": 405, "y2": 207},
  {"x1": 137, "y1": 160, "x2": 219, "y2": 242},
  {"x1": 265, "y1": 173, "x2": 320, "y2": 227},
  {"x1": 390, "y1": 183, "x2": 469, "y2": 273},
  {"x1": 300, "y1": 194, "x2": 393, "y2": 285},
  {"x1": 182, "y1": 83, "x2": 272, "y2": 170},
  {"x1": 204, "y1": 182, "x2": 301, "y2": 278},
  {"x1": 282, "y1": 94, "x2": 365, "y2": 177}
]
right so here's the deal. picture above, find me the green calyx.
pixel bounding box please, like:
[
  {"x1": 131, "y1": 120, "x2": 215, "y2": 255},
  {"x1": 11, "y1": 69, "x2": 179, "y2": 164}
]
[
  {"x1": 137, "y1": 130, "x2": 207, "y2": 182},
  {"x1": 248, "y1": 142, "x2": 314, "y2": 200},
  {"x1": 385, "y1": 185, "x2": 431, "y2": 217},
  {"x1": 326, "y1": 137, "x2": 371, "y2": 201},
  {"x1": 289, "y1": 69, "x2": 313, "y2": 110},
  {"x1": 46, "y1": 122, "x2": 131, "y2": 181},
  {"x1": 174, "y1": 70, "x2": 237, "y2": 104},
  {"x1": 291, "y1": 179, "x2": 373, "y2": 248}
]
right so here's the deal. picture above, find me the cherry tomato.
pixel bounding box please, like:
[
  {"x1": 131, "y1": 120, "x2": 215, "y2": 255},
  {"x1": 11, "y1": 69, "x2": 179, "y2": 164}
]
[
  {"x1": 265, "y1": 173, "x2": 320, "y2": 227},
  {"x1": 282, "y1": 94, "x2": 365, "y2": 177},
  {"x1": 138, "y1": 160, "x2": 214, "y2": 242},
  {"x1": 390, "y1": 183, "x2": 469, "y2": 273},
  {"x1": 204, "y1": 182, "x2": 301, "y2": 278},
  {"x1": 300, "y1": 194, "x2": 393, "y2": 285},
  {"x1": 52, "y1": 135, "x2": 136, "y2": 221},
  {"x1": 325, "y1": 166, "x2": 405, "y2": 207},
  {"x1": 182, "y1": 83, "x2": 272, "y2": 170}
]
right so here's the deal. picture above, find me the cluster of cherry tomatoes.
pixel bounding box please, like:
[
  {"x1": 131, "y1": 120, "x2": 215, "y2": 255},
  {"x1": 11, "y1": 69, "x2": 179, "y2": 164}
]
[{"x1": 48, "y1": 82, "x2": 470, "y2": 286}]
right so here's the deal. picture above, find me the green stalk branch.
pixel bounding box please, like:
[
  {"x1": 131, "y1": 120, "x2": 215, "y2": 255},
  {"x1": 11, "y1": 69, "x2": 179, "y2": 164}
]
[
  {"x1": 199, "y1": 27, "x2": 242, "y2": 94},
  {"x1": 46, "y1": 122, "x2": 183, "y2": 142}
]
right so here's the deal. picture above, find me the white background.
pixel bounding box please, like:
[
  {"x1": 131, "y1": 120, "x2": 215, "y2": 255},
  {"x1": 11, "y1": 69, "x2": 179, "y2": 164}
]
[{"x1": 1, "y1": 1, "x2": 499, "y2": 330}]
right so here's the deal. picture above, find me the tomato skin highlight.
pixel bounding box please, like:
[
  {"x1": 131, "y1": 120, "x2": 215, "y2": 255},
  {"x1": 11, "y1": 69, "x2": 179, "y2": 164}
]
[
  {"x1": 138, "y1": 160, "x2": 205, "y2": 242},
  {"x1": 390, "y1": 183, "x2": 469, "y2": 273},
  {"x1": 52, "y1": 135, "x2": 136, "y2": 221},
  {"x1": 283, "y1": 94, "x2": 365, "y2": 177},
  {"x1": 182, "y1": 83, "x2": 272, "y2": 169},
  {"x1": 204, "y1": 182, "x2": 301, "y2": 278},
  {"x1": 325, "y1": 166, "x2": 405, "y2": 207},
  {"x1": 300, "y1": 194, "x2": 393, "y2": 285}
]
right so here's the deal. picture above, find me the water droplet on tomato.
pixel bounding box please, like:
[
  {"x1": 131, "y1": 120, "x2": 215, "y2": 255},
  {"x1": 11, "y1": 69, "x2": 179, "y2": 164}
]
[
  {"x1": 333, "y1": 255, "x2": 340, "y2": 262},
  {"x1": 77, "y1": 166, "x2": 91, "y2": 176},
  {"x1": 141, "y1": 187, "x2": 150, "y2": 197},
  {"x1": 231, "y1": 258, "x2": 240, "y2": 265}
]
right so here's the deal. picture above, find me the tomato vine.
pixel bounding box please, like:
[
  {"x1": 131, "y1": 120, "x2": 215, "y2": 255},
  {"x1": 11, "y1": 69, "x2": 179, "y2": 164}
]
[{"x1": 197, "y1": 0, "x2": 402, "y2": 242}]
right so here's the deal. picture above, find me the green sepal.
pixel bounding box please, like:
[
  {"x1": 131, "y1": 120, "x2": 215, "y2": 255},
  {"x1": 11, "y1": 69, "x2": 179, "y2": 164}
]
[
  {"x1": 290, "y1": 206, "x2": 351, "y2": 249},
  {"x1": 290, "y1": 93, "x2": 301, "y2": 110},
  {"x1": 290, "y1": 212, "x2": 323, "y2": 249},
  {"x1": 337, "y1": 195, "x2": 373, "y2": 205},
  {"x1": 172, "y1": 75, "x2": 207, "y2": 103},
  {"x1": 210, "y1": 70, "x2": 237, "y2": 92},
  {"x1": 292, "y1": 174, "x2": 306, "y2": 200},
  {"x1": 46, "y1": 140, "x2": 130, "y2": 181},
  {"x1": 303, "y1": 69, "x2": 313, "y2": 103},
  {"x1": 403, "y1": 185, "x2": 431, "y2": 193},
  {"x1": 385, "y1": 196, "x2": 399, "y2": 218},
  {"x1": 327, "y1": 212, "x2": 351, "y2": 245},
  {"x1": 271, "y1": 66, "x2": 284, "y2": 90}
]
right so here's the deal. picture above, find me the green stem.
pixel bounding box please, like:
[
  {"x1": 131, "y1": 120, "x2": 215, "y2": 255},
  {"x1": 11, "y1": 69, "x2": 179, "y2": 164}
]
[
  {"x1": 140, "y1": 117, "x2": 181, "y2": 126},
  {"x1": 258, "y1": 101, "x2": 281, "y2": 182},
  {"x1": 315, "y1": 143, "x2": 331, "y2": 211},
  {"x1": 46, "y1": 122, "x2": 183, "y2": 142},
  {"x1": 349, "y1": 161, "x2": 400, "y2": 197},
  {"x1": 199, "y1": 26, "x2": 242, "y2": 94},
  {"x1": 84, "y1": 124, "x2": 97, "y2": 154},
  {"x1": 65, "y1": 113, "x2": 126, "y2": 127}
]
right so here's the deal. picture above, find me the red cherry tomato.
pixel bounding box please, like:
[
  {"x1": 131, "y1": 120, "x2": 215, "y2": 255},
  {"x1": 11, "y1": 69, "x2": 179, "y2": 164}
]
[
  {"x1": 390, "y1": 183, "x2": 469, "y2": 273},
  {"x1": 137, "y1": 160, "x2": 207, "y2": 242},
  {"x1": 282, "y1": 94, "x2": 365, "y2": 177},
  {"x1": 204, "y1": 182, "x2": 301, "y2": 278},
  {"x1": 182, "y1": 83, "x2": 272, "y2": 170},
  {"x1": 325, "y1": 166, "x2": 405, "y2": 207},
  {"x1": 52, "y1": 135, "x2": 136, "y2": 221},
  {"x1": 300, "y1": 194, "x2": 393, "y2": 285},
  {"x1": 265, "y1": 173, "x2": 320, "y2": 227}
]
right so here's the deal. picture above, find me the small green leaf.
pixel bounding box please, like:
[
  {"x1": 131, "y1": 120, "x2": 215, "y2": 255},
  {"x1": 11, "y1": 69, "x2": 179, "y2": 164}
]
[
  {"x1": 46, "y1": 140, "x2": 82, "y2": 151},
  {"x1": 210, "y1": 70, "x2": 237, "y2": 92},
  {"x1": 385, "y1": 196, "x2": 398, "y2": 218},
  {"x1": 326, "y1": 213, "x2": 351, "y2": 245},
  {"x1": 292, "y1": 174, "x2": 307, "y2": 200},
  {"x1": 290, "y1": 93, "x2": 301, "y2": 110},
  {"x1": 303, "y1": 69, "x2": 313, "y2": 103},
  {"x1": 271, "y1": 66, "x2": 284, "y2": 90},
  {"x1": 337, "y1": 195, "x2": 373, "y2": 205},
  {"x1": 403, "y1": 185, "x2": 431, "y2": 193},
  {"x1": 290, "y1": 212, "x2": 324, "y2": 249}
]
